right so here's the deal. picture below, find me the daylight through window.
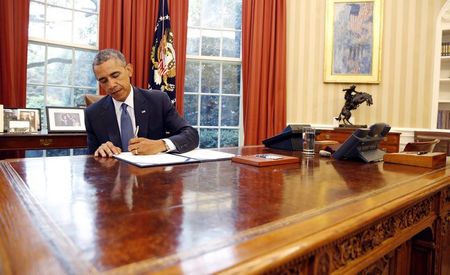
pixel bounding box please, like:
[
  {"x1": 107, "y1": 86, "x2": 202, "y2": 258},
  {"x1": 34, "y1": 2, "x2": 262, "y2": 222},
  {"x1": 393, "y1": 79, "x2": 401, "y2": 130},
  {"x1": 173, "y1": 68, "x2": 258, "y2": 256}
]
[{"x1": 184, "y1": 0, "x2": 243, "y2": 148}]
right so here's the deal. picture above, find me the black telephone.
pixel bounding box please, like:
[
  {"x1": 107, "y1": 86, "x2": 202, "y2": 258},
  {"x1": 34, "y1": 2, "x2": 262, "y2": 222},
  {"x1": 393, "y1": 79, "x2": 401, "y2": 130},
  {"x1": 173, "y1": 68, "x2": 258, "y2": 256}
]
[
  {"x1": 262, "y1": 124, "x2": 311, "y2": 151},
  {"x1": 332, "y1": 122, "x2": 391, "y2": 162}
]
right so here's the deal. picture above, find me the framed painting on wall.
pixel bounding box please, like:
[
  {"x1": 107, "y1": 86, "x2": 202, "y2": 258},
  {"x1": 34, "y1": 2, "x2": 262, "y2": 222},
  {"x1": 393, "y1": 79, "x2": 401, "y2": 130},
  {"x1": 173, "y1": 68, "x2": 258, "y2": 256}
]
[{"x1": 324, "y1": 0, "x2": 383, "y2": 83}]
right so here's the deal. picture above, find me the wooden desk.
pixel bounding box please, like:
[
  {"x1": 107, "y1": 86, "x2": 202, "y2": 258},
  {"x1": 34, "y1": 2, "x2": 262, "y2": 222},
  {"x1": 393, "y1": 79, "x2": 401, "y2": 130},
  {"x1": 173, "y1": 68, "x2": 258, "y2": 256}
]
[
  {"x1": 0, "y1": 131, "x2": 87, "y2": 159},
  {"x1": 317, "y1": 128, "x2": 401, "y2": 153},
  {"x1": 0, "y1": 147, "x2": 449, "y2": 274}
]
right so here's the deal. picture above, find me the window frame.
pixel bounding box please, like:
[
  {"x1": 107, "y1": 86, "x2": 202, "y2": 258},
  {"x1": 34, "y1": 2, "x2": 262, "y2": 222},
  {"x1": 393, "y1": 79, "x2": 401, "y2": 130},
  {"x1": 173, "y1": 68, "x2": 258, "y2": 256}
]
[
  {"x1": 25, "y1": 0, "x2": 100, "y2": 157},
  {"x1": 185, "y1": 5, "x2": 243, "y2": 149},
  {"x1": 27, "y1": 0, "x2": 100, "y2": 113}
]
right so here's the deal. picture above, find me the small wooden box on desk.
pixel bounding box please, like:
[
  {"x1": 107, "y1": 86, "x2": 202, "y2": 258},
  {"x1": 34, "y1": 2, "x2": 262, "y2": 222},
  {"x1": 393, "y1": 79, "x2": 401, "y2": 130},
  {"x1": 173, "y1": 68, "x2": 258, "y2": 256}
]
[
  {"x1": 317, "y1": 128, "x2": 400, "y2": 153},
  {"x1": 383, "y1": 152, "x2": 446, "y2": 168}
]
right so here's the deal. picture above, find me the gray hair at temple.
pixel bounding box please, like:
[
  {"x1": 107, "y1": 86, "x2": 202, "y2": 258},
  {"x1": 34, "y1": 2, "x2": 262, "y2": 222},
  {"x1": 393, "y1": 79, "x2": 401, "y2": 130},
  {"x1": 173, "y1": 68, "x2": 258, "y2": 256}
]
[{"x1": 92, "y1": 49, "x2": 127, "y2": 70}]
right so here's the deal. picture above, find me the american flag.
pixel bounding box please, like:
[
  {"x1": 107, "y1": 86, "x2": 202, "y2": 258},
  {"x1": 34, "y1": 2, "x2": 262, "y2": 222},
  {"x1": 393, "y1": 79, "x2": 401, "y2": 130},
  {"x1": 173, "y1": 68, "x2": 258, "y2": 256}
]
[
  {"x1": 348, "y1": 3, "x2": 373, "y2": 34},
  {"x1": 158, "y1": 51, "x2": 168, "y2": 76},
  {"x1": 149, "y1": 0, "x2": 176, "y2": 104}
]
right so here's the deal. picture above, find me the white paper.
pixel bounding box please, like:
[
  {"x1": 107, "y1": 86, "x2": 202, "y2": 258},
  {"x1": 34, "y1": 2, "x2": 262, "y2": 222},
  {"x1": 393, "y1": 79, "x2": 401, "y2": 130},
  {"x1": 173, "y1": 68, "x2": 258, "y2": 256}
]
[
  {"x1": 176, "y1": 148, "x2": 235, "y2": 161},
  {"x1": 114, "y1": 149, "x2": 235, "y2": 167},
  {"x1": 114, "y1": 152, "x2": 198, "y2": 167}
]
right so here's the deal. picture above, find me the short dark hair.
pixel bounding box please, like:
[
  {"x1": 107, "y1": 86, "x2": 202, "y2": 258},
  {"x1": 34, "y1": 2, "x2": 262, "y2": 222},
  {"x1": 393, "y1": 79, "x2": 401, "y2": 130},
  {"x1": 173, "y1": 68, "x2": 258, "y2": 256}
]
[{"x1": 92, "y1": 49, "x2": 127, "y2": 70}]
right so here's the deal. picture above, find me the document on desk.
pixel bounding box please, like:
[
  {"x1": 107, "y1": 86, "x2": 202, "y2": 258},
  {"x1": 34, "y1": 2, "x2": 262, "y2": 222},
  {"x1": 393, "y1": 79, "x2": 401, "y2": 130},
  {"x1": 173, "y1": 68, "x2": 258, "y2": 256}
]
[
  {"x1": 174, "y1": 148, "x2": 235, "y2": 161},
  {"x1": 114, "y1": 152, "x2": 199, "y2": 167},
  {"x1": 114, "y1": 149, "x2": 235, "y2": 167}
]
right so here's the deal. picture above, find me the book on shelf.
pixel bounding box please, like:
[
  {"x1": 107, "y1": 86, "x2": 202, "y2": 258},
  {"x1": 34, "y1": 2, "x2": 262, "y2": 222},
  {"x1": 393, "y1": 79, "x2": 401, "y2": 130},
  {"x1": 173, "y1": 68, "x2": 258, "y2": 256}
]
[
  {"x1": 437, "y1": 109, "x2": 450, "y2": 129},
  {"x1": 442, "y1": 42, "x2": 450, "y2": 56}
]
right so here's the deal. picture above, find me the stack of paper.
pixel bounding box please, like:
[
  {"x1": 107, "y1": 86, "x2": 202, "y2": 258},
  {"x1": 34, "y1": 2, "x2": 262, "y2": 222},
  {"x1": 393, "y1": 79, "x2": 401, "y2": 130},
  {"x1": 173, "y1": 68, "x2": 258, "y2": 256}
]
[{"x1": 114, "y1": 148, "x2": 236, "y2": 167}]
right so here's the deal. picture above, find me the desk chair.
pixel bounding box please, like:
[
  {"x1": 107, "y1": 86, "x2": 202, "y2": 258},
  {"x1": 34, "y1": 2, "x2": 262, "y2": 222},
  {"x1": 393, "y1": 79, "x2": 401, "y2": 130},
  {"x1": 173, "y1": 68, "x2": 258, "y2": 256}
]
[
  {"x1": 85, "y1": 94, "x2": 105, "y2": 106},
  {"x1": 403, "y1": 138, "x2": 440, "y2": 153}
]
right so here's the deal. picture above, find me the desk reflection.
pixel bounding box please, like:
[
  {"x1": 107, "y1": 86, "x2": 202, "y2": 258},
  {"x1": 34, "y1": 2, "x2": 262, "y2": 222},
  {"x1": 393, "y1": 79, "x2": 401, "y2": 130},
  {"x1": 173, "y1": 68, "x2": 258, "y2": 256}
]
[
  {"x1": 330, "y1": 160, "x2": 386, "y2": 192},
  {"x1": 83, "y1": 158, "x2": 198, "y2": 270}
]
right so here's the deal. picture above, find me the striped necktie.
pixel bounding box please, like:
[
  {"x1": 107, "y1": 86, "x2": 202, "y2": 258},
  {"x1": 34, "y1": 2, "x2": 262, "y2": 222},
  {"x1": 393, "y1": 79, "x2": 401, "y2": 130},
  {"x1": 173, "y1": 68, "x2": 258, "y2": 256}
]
[{"x1": 120, "y1": 103, "x2": 134, "y2": 151}]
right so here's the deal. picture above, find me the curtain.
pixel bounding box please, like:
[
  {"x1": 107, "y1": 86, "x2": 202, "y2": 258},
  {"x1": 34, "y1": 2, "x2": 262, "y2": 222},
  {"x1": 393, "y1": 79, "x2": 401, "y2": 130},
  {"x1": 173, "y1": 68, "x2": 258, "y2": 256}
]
[
  {"x1": 99, "y1": 0, "x2": 188, "y2": 114},
  {"x1": 242, "y1": 0, "x2": 287, "y2": 145},
  {"x1": 0, "y1": 0, "x2": 29, "y2": 108},
  {"x1": 168, "y1": 1, "x2": 189, "y2": 114}
]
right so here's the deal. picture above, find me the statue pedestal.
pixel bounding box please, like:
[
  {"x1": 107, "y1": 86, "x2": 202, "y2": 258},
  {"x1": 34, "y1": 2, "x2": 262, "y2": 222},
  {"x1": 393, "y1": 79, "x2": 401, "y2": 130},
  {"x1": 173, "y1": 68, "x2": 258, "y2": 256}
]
[{"x1": 337, "y1": 124, "x2": 368, "y2": 129}]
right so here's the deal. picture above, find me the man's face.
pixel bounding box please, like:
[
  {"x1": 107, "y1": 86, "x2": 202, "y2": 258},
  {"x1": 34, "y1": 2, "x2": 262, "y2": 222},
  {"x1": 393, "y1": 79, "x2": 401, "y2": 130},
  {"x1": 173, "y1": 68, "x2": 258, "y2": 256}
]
[{"x1": 93, "y1": 58, "x2": 133, "y2": 102}]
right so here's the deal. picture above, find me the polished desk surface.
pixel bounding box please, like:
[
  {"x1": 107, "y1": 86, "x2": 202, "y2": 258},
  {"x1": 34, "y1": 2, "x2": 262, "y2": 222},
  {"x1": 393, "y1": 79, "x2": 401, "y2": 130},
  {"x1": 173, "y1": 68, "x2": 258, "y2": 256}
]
[{"x1": 0, "y1": 146, "x2": 449, "y2": 274}]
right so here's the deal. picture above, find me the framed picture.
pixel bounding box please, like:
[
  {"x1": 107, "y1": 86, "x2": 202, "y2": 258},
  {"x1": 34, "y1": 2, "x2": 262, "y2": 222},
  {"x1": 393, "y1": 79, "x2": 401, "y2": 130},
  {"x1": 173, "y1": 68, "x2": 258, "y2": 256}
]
[
  {"x1": 324, "y1": 0, "x2": 383, "y2": 83},
  {"x1": 8, "y1": 120, "x2": 31, "y2": 133},
  {"x1": 3, "y1": 108, "x2": 41, "y2": 132},
  {"x1": 46, "y1": 107, "x2": 86, "y2": 133}
]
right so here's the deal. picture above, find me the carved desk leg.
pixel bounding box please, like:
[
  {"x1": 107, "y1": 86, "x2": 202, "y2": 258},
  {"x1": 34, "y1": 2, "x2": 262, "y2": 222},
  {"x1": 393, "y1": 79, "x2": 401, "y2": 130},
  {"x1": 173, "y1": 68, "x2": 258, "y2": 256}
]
[
  {"x1": 357, "y1": 252, "x2": 394, "y2": 275},
  {"x1": 435, "y1": 210, "x2": 450, "y2": 275},
  {"x1": 436, "y1": 187, "x2": 450, "y2": 275}
]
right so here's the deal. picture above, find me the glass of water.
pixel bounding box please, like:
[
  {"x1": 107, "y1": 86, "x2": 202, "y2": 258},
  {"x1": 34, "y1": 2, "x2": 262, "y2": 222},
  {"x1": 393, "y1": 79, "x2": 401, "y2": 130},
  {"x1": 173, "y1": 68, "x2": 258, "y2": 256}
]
[{"x1": 303, "y1": 127, "x2": 315, "y2": 155}]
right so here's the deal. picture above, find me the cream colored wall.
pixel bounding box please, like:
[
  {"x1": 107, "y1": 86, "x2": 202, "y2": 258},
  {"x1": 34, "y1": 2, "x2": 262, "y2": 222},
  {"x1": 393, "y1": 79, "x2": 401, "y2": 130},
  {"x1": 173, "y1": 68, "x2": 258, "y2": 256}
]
[{"x1": 286, "y1": 0, "x2": 442, "y2": 128}]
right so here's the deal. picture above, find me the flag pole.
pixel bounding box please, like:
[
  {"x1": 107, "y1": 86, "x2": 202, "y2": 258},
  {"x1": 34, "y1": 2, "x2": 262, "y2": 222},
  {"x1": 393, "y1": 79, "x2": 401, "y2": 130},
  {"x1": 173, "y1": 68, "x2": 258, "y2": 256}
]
[
  {"x1": 161, "y1": 0, "x2": 165, "y2": 34},
  {"x1": 161, "y1": 0, "x2": 165, "y2": 92}
]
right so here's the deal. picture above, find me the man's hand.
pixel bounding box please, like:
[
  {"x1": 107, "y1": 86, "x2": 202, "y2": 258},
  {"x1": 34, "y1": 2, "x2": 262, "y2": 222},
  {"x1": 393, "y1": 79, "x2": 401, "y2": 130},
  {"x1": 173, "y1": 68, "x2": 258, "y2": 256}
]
[
  {"x1": 94, "y1": 141, "x2": 122, "y2": 157},
  {"x1": 128, "y1": 138, "x2": 166, "y2": 155}
]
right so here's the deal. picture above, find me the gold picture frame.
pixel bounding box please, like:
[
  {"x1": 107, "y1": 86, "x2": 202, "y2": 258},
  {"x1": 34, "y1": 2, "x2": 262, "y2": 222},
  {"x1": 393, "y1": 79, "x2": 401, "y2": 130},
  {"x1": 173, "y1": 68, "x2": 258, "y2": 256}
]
[{"x1": 324, "y1": 0, "x2": 383, "y2": 83}]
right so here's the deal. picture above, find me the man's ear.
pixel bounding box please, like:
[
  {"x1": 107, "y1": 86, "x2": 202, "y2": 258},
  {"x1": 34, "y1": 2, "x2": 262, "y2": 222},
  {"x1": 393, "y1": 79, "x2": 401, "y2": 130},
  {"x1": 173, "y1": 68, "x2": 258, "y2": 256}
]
[{"x1": 126, "y1": 63, "x2": 133, "y2": 77}]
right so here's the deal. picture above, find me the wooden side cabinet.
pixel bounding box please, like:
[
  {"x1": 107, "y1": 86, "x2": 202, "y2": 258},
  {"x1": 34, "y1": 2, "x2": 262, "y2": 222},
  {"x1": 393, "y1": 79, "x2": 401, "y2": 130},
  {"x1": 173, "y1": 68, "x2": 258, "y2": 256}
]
[
  {"x1": 317, "y1": 128, "x2": 400, "y2": 153},
  {"x1": 0, "y1": 132, "x2": 87, "y2": 159}
]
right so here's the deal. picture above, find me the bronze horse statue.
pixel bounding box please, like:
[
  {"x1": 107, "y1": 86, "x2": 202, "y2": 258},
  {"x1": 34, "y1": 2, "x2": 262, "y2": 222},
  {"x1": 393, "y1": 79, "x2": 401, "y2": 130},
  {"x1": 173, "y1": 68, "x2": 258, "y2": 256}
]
[{"x1": 335, "y1": 90, "x2": 373, "y2": 125}]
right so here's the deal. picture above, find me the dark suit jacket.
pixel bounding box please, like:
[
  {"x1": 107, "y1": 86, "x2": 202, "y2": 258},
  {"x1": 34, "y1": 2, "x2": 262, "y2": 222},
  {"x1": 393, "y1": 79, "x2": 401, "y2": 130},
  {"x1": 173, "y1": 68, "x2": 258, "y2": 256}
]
[{"x1": 85, "y1": 87, "x2": 199, "y2": 154}]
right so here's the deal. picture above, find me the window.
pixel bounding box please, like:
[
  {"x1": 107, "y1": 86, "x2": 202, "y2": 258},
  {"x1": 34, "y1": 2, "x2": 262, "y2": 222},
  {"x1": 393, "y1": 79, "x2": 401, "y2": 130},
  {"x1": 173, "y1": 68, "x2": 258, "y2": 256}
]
[
  {"x1": 184, "y1": 0, "x2": 242, "y2": 148},
  {"x1": 27, "y1": 0, "x2": 99, "y2": 128},
  {"x1": 26, "y1": 0, "x2": 99, "y2": 157}
]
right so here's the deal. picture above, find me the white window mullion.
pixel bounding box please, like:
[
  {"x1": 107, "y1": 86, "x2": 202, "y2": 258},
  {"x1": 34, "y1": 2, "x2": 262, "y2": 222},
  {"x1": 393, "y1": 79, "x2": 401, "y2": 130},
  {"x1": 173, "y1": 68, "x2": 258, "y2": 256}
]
[{"x1": 197, "y1": 61, "x2": 202, "y2": 127}]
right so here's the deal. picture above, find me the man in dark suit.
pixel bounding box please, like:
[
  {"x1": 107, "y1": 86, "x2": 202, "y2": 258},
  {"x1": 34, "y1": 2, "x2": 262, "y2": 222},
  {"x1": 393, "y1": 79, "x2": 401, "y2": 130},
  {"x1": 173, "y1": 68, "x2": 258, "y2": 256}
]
[{"x1": 85, "y1": 49, "x2": 199, "y2": 157}]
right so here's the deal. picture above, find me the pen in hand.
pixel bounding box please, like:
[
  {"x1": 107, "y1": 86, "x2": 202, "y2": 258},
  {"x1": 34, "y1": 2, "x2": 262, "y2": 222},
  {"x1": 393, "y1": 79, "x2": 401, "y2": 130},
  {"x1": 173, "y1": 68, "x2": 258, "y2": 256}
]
[{"x1": 134, "y1": 125, "x2": 139, "y2": 138}]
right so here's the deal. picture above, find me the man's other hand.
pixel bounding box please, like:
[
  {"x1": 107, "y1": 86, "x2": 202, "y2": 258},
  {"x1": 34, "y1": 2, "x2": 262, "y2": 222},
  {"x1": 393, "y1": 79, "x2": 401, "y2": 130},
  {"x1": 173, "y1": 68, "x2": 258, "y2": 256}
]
[{"x1": 95, "y1": 141, "x2": 122, "y2": 157}]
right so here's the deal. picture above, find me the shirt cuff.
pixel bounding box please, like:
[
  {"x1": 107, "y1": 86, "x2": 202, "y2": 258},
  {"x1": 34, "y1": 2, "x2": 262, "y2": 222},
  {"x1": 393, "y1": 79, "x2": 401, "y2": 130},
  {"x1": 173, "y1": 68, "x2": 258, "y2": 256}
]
[{"x1": 162, "y1": 138, "x2": 176, "y2": 152}]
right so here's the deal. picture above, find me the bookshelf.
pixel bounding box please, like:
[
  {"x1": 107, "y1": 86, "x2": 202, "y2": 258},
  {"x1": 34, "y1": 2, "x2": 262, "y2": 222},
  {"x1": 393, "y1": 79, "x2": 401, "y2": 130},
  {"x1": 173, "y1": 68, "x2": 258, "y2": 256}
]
[
  {"x1": 438, "y1": 29, "x2": 450, "y2": 128},
  {"x1": 434, "y1": 3, "x2": 450, "y2": 129}
]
